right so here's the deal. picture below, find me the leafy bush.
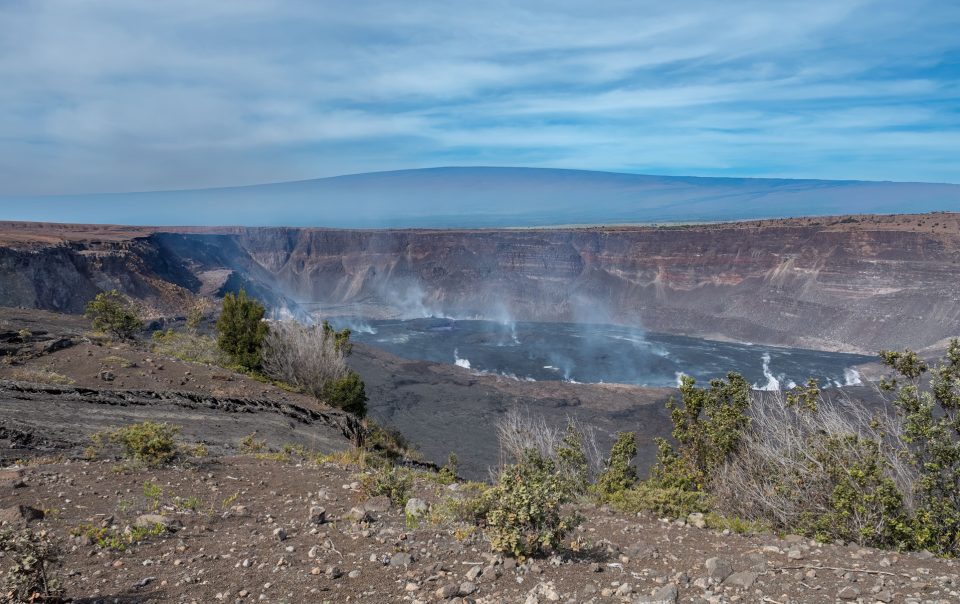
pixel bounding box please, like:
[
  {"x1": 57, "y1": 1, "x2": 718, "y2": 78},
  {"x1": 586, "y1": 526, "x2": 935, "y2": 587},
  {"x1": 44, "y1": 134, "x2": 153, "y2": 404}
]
[
  {"x1": 556, "y1": 424, "x2": 589, "y2": 495},
  {"x1": 606, "y1": 483, "x2": 709, "y2": 518},
  {"x1": 0, "y1": 528, "x2": 61, "y2": 603},
  {"x1": 216, "y1": 289, "x2": 268, "y2": 371},
  {"x1": 482, "y1": 450, "x2": 581, "y2": 559},
  {"x1": 71, "y1": 522, "x2": 166, "y2": 552},
  {"x1": 593, "y1": 431, "x2": 638, "y2": 500},
  {"x1": 322, "y1": 371, "x2": 368, "y2": 417},
  {"x1": 261, "y1": 320, "x2": 348, "y2": 399},
  {"x1": 95, "y1": 421, "x2": 180, "y2": 466},
  {"x1": 361, "y1": 465, "x2": 413, "y2": 507},
  {"x1": 239, "y1": 432, "x2": 266, "y2": 454},
  {"x1": 651, "y1": 373, "x2": 750, "y2": 492},
  {"x1": 437, "y1": 453, "x2": 459, "y2": 484},
  {"x1": 84, "y1": 290, "x2": 143, "y2": 340},
  {"x1": 881, "y1": 341, "x2": 960, "y2": 556},
  {"x1": 322, "y1": 320, "x2": 353, "y2": 355},
  {"x1": 715, "y1": 383, "x2": 917, "y2": 550}
]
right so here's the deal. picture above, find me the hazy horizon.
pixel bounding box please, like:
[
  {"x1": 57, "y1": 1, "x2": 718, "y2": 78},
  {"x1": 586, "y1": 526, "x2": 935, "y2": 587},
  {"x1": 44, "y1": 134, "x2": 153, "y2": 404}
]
[{"x1": 2, "y1": 166, "x2": 958, "y2": 228}]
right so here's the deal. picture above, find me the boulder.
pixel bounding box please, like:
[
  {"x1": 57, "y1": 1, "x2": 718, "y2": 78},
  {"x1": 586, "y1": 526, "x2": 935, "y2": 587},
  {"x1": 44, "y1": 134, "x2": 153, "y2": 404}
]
[
  {"x1": 308, "y1": 506, "x2": 327, "y2": 525},
  {"x1": 704, "y1": 557, "x2": 733, "y2": 581},
  {"x1": 724, "y1": 571, "x2": 758, "y2": 589},
  {"x1": 634, "y1": 583, "x2": 678, "y2": 604},
  {"x1": 405, "y1": 498, "x2": 429, "y2": 518},
  {"x1": 134, "y1": 514, "x2": 181, "y2": 532},
  {"x1": 363, "y1": 496, "x2": 391, "y2": 513},
  {"x1": 0, "y1": 504, "x2": 44, "y2": 526}
]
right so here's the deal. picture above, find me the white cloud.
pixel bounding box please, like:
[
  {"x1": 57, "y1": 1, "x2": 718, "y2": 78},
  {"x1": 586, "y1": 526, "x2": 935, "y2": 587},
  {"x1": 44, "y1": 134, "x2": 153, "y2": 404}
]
[{"x1": 0, "y1": 0, "x2": 957, "y2": 194}]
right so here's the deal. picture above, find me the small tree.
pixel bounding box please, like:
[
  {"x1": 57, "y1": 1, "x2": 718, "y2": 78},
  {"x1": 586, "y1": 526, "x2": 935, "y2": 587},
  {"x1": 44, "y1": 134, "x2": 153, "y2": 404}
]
[
  {"x1": 881, "y1": 341, "x2": 960, "y2": 556},
  {"x1": 651, "y1": 373, "x2": 751, "y2": 492},
  {"x1": 84, "y1": 290, "x2": 143, "y2": 340},
  {"x1": 322, "y1": 371, "x2": 368, "y2": 417},
  {"x1": 216, "y1": 290, "x2": 268, "y2": 370},
  {"x1": 594, "y1": 431, "x2": 638, "y2": 499},
  {"x1": 186, "y1": 298, "x2": 212, "y2": 333},
  {"x1": 556, "y1": 423, "x2": 589, "y2": 495},
  {"x1": 322, "y1": 320, "x2": 353, "y2": 356}
]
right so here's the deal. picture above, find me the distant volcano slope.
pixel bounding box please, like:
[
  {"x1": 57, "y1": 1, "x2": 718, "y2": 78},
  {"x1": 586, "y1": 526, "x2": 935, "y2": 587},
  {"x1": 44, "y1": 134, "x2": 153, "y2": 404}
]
[
  {"x1": 1, "y1": 167, "x2": 959, "y2": 227},
  {"x1": 1, "y1": 213, "x2": 959, "y2": 354}
]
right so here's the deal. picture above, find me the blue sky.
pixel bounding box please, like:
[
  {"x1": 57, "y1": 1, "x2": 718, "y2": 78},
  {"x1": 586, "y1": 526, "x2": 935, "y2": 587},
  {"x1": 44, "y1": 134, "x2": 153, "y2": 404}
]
[{"x1": 0, "y1": 0, "x2": 958, "y2": 195}]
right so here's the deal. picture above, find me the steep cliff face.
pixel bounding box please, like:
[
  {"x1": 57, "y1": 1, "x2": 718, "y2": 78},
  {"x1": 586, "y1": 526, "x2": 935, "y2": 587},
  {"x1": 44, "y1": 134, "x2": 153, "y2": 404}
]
[
  {"x1": 213, "y1": 220, "x2": 960, "y2": 353},
  {"x1": 1, "y1": 215, "x2": 958, "y2": 352}
]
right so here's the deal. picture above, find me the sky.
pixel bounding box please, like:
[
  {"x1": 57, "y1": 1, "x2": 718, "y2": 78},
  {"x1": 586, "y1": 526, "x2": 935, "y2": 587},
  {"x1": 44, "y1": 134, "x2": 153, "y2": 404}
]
[{"x1": 0, "y1": 0, "x2": 958, "y2": 196}]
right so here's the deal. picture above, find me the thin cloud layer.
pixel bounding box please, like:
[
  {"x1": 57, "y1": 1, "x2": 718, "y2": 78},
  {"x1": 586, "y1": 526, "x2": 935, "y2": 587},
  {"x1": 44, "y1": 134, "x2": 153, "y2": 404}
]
[{"x1": 0, "y1": 0, "x2": 958, "y2": 195}]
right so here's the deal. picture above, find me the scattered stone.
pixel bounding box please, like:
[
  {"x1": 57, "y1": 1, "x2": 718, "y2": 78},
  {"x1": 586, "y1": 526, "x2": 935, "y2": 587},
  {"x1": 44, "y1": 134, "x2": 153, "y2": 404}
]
[
  {"x1": 363, "y1": 496, "x2": 391, "y2": 513},
  {"x1": 325, "y1": 566, "x2": 342, "y2": 579},
  {"x1": 390, "y1": 552, "x2": 413, "y2": 567},
  {"x1": 133, "y1": 514, "x2": 180, "y2": 532},
  {"x1": 837, "y1": 585, "x2": 860, "y2": 600},
  {"x1": 704, "y1": 557, "x2": 733, "y2": 581},
  {"x1": 0, "y1": 470, "x2": 25, "y2": 489},
  {"x1": 686, "y1": 512, "x2": 706, "y2": 528},
  {"x1": 634, "y1": 583, "x2": 678, "y2": 604},
  {"x1": 465, "y1": 565, "x2": 482, "y2": 581},
  {"x1": 272, "y1": 527, "x2": 287, "y2": 541},
  {"x1": 98, "y1": 370, "x2": 115, "y2": 382},
  {"x1": 308, "y1": 506, "x2": 327, "y2": 525},
  {"x1": 405, "y1": 498, "x2": 429, "y2": 518},
  {"x1": 347, "y1": 507, "x2": 373, "y2": 523},
  {"x1": 724, "y1": 571, "x2": 758, "y2": 589},
  {"x1": 436, "y1": 583, "x2": 459, "y2": 599},
  {"x1": 459, "y1": 581, "x2": 476, "y2": 595},
  {"x1": 0, "y1": 505, "x2": 44, "y2": 526}
]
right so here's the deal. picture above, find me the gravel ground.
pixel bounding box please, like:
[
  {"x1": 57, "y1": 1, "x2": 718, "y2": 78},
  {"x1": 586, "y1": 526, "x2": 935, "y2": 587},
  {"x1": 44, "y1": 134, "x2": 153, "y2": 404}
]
[{"x1": 1, "y1": 455, "x2": 958, "y2": 604}]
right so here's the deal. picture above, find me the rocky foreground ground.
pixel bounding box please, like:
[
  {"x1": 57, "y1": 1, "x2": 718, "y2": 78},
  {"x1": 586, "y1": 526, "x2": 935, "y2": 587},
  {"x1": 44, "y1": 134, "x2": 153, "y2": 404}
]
[{"x1": 1, "y1": 454, "x2": 958, "y2": 604}]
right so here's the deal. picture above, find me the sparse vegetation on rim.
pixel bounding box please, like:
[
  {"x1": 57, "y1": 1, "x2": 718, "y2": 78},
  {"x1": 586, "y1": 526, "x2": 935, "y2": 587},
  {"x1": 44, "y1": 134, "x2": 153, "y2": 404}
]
[{"x1": 84, "y1": 290, "x2": 143, "y2": 341}]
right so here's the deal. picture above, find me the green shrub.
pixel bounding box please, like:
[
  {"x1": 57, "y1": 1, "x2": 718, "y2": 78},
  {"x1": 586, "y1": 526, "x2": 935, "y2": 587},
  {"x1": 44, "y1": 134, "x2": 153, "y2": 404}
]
[
  {"x1": 799, "y1": 434, "x2": 912, "y2": 547},
  {"x1": 0, "y1": 528, "x2": 61, "y2": 603},
  {"x1": 482, "y1": 450, "x2": 581, "y2": 559},
  {"x1": 713, "y1": 388, "x2": 920, "y2": 550},
  {"x1": 361, "y1": 465, "x2": 413, "y2": 507},
  {"x1": 95, "y1": 421, "x2": 180, "y2": 466},
  {"x1": 84, "y1": 290, "x2": 144, "y2": 340},
  {"x1": 322, "y1": 320, "x2": 353, "y2": 355},
  {"x1": 881, "y1": 341, "x2": 960, "y2": 556},
  {"x1": 322, "y1": 371, "x2": 368, "y2": 417},
  {"x1": 216, "y1": 289, "x2": 268, "y2": 371},
  {"x1": 71, "y1": 522, "x2": 166, "y2": 552},
  {"x1": 593, "y1": 432, "x2": 638, "y2": 500},
  {"x1": 651, "y1": 373, "x2": 750, "y2": 492},
  {"x1": 556, "y1": 423, "x2": 589, "y2": 495},
  {"x1": 239, "y1": 432, "x2": 266, "y2": 454},
  {"x1": 437, "y1": 452, "x2": 459, "y2": 485},
  {"x1": 606, "y1": 482, "x2": 709, "y2": 518}
]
